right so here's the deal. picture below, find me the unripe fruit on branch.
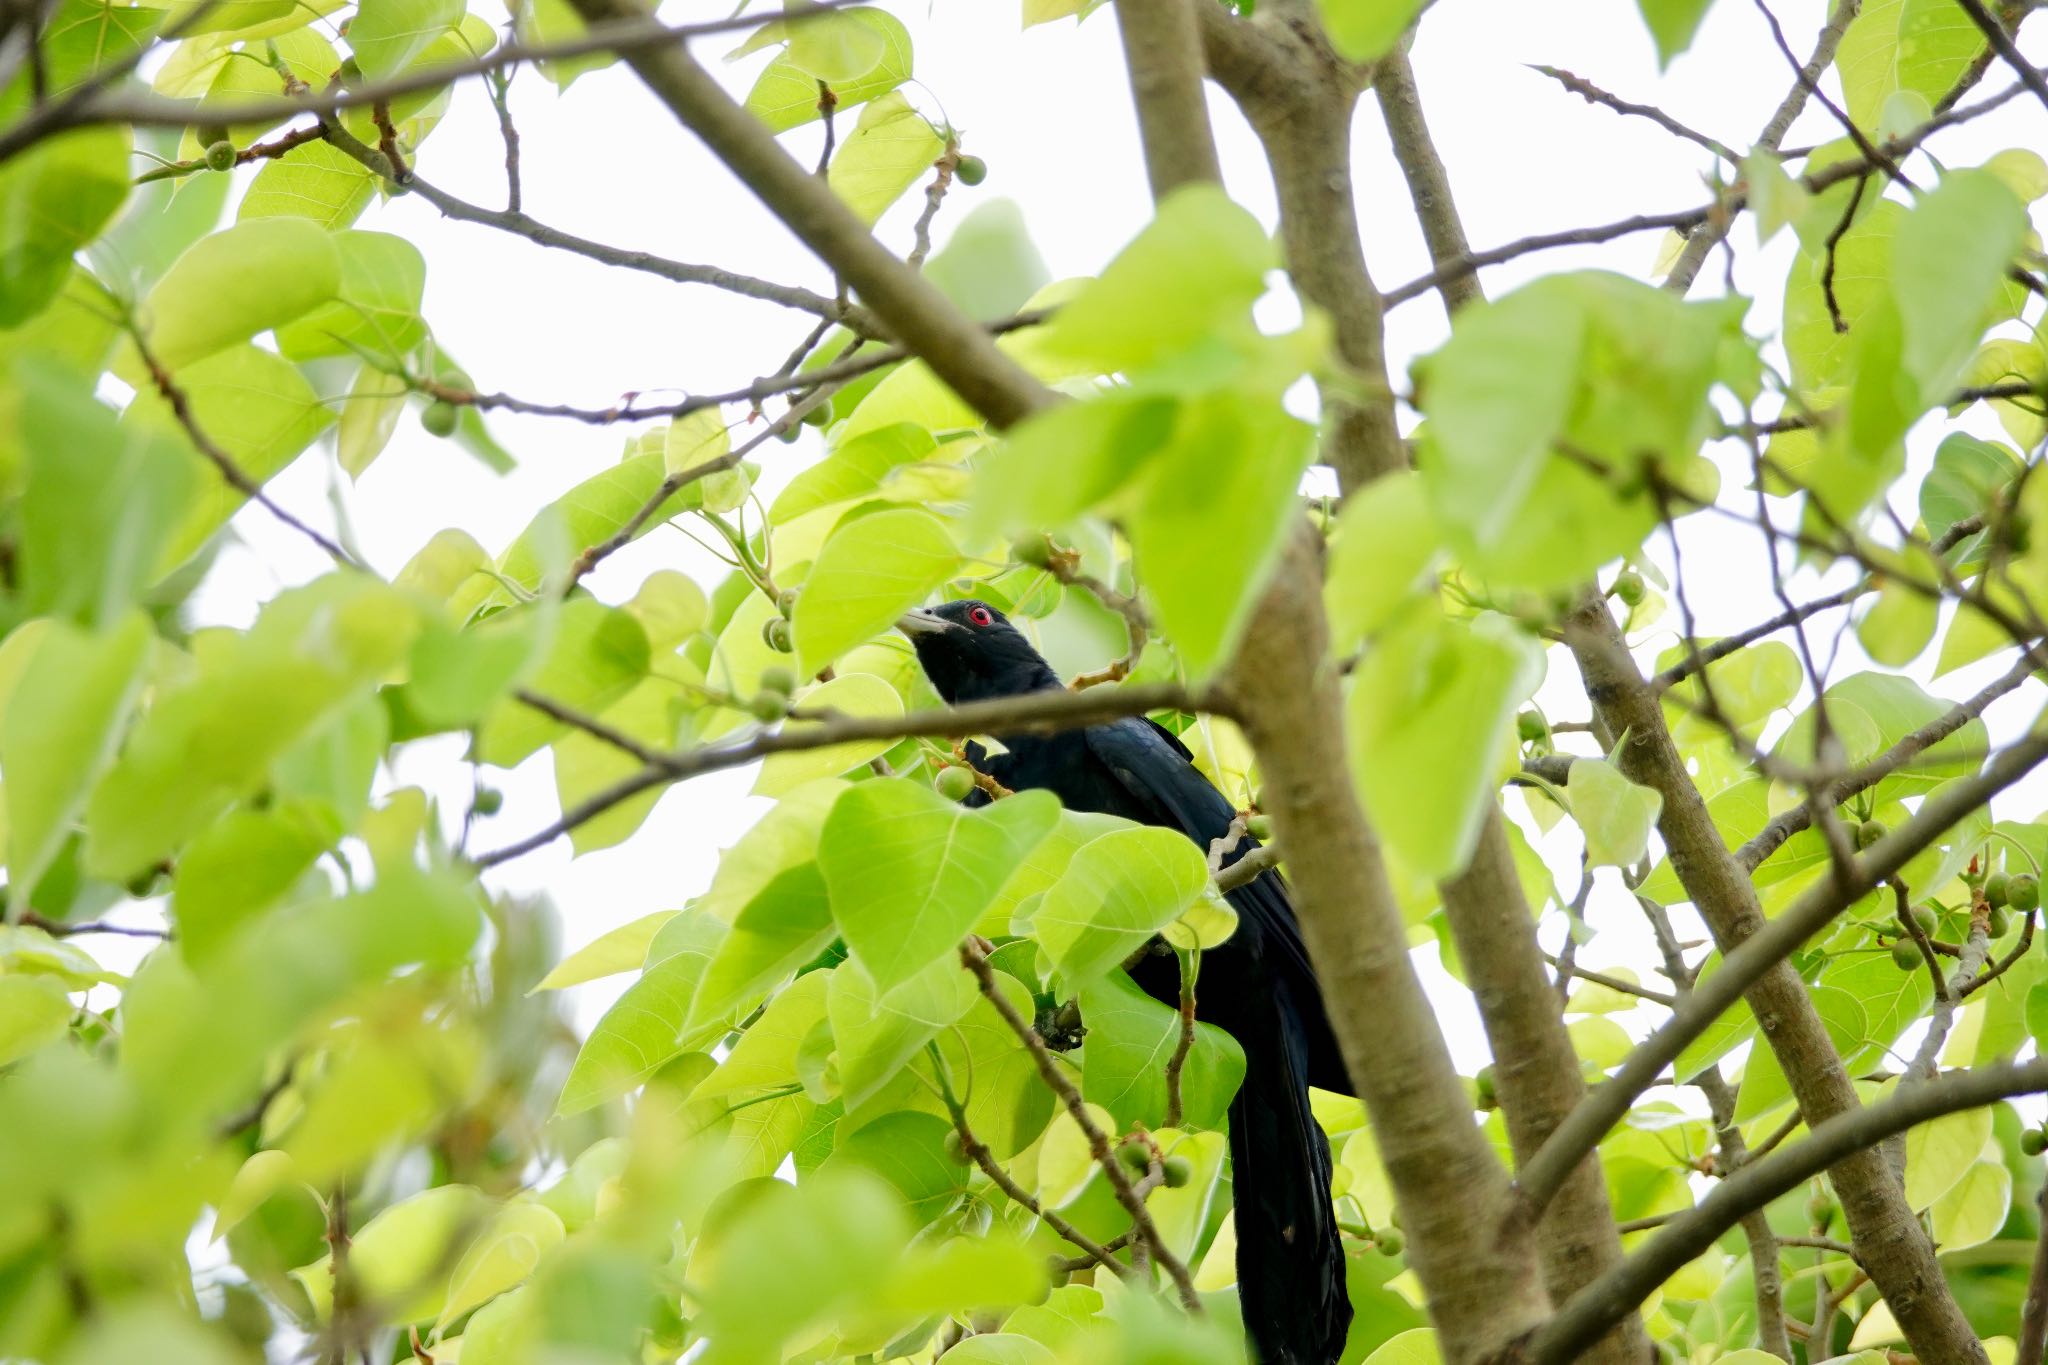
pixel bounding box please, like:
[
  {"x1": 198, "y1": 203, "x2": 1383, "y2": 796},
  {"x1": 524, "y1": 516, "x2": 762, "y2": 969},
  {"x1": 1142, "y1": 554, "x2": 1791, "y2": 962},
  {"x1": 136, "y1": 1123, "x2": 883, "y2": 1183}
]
[{"x1": 955, "y1": 154, "x2": 988, "y2": 185}]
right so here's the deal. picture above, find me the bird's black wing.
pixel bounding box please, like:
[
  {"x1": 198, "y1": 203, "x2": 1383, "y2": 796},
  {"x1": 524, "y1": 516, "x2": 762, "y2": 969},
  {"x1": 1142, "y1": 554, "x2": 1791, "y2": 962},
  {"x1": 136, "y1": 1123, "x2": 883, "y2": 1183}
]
[{"x1": 1081, "y1": 719, "x2": 1351, "y2": 1096}]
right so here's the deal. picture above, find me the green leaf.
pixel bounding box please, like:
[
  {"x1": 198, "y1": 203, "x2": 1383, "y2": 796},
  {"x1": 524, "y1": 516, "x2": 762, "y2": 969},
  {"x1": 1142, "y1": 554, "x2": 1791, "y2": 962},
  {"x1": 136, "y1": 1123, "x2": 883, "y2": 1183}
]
[
  {"x1": 533, "y1": 911, "x2": 677, "y2": 993},
  {"x1": 771, "y1": 423, "x2": 938, "y2": 523},
  {"x1": 274, "y1": 230, "x2": 428, "y2": 361},
  {"x1": 753, "y1": 674, "x2": 906, "y2": 795},
  {"x1": 1568, "y1": 757, "x2": 1664, "y2": 868},
  {"x1": 1785, "y1": 199, "x2": 1902, "y2": 392},
  {"x1": 437, "y1": 1200, "x2": 565, "y2": 1331},
  {"x1": 698, "y1": 778, "x2": 847, "y2": 921},
  {"x1": 686, "y1": 861, "x2": 834, "y2": 1034},
  {"x1": 1902, "y1": 1099, "x2": 1992, "y2": 1209},
  {"x1": 553, "y1": 677, "x2": 677, "y2": 853},
  {"x1": 1835, "y1": 0, "x2": 1985, "y2": 133},
  {"x1": 820, "y1": 781, "x2": 1058, "y2": 992},
  {"x1": 793, "y1": 507, "x2": 961, "y2": 676},
  {"x1": 350, "y1": 0, "x2": 462, "y2": 75},
  {"x1": 1031, "y1": 826, "x2": 1209, "y2": 988},
  {"x1": 1324, "y1": 470, "x2": 1443, "y2": 655},
  {"x1": 827, "y1": 951, "x2": 978, "y2": 1112},
  {"x1": 1041, "y1": 184, "x2": 1275, "y2": 376},
  {"x1": 1120, "y1": 392, "x2": 1318, "y2": 675},
  {"x1": 85, "y1": 575, "x2": 423, "y2": 880},
  {"x1": 170, "y1": 801, "x2": 333, "y2": 962},
  {"x1": 0, "y1": 127, "x2": 131, "y2": 326},
  {"x1": 826, "y1": 91, "x2": 944, "y2": 226},
  {"x1": 744, "y1": 8, "x2": 911, "y2": 132},
  {"x1": 1773, "y1": 672, "x2": 1987, "y2": 799},
  {"x1": 822, "y1": 1111, "x2": 966, "y2": 1223},
  {"x1": 1078, "y1": 970, "x2": 1244, "y2": 1130},
  {"x1": 696, "y1": 968, "x2": 832, "y2": 1101},
  {"x1": 1920, "y1": 431, "x2": 2018, "y2": 542},
  {"x1": 556, "y1": 911, "x2": 726, "y2": 1116},
  {"x1": 1313, "y1": 0, "x2": 1424, "y2": 62},
  {"x1": 1892, "y1": 169, "x2": 2028, "y2": 395},
  {"x1": 0, "y1": 975, "x2": 72, "y2": 1067},
  {"x1": 1417, "y1": 272, "x2": 1737, "y2": 587},
  {"x1": 1347, "y1": 608, "x2": 1542, "y2": 880},
  {"x1": 923, "y1": 198, "x2": 1052, "y2": 323},
  {"x1": 458, "y1": 451, "x2": 699, "y2": 610},
  {"x1": 1928, "y1": 1158, "x2": 2009, "y2": 1250},
  {"x1": 2, "y1": 612, "x2": 153, "y2": 912},
  {"x1": 1658, "y1": 637, "x2": 1802, "y2": 733},
  {"x1": 1635, "y1": 0, "x2": 1715, "y2": 66},
  {"x1": 475, "y1": 600, "x2": 650, "y2": 767},
  {"x1": 17, "y1": 360, "x2": 197, "y2": 627},
  {"x1": 238, "y1": 138, "x2": 379, "y2": 229},
  {"x1": 926, "y1": 970, "x2": 1055, "y2": 1157},
  {"x1": 125, "y1": 343, "x2": 339, "y2": 571},
  {"x1": 137, "y1": 216, "x2": 341, "y2": 370}
]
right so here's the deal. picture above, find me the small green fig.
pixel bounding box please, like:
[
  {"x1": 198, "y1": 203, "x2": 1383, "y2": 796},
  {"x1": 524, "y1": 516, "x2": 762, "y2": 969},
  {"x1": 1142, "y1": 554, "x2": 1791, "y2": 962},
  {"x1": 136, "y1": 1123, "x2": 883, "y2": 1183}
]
[
  {"x1": 1375, "y1": 1228, "x2": 1405, "y2": 1257},
  {"x1": 748, "y1": 691, "x2": 789, "y2": 723},
  {"x1": 204, "y1": 140, "x2": 237, "y2": 172},
  {"x1": 758, "y1": 666, "x2": 796, "y2": 698},
  {"x1": 943, "y1": 1130, "x2": 973, "y2": 1167},
  {"x1": 1517, "y1": 710, "x2": 1548, "y2": 743},
  {"x1": 1115, "y1": 1139, "x2": 1151, "y2": 1177},
  {"x1": 1913, "y1": 903, "x2": 1939, "y2": 934},
  {"x1": 2023, "y1": 1127, "x2": 2048, "y2": 1157},
  {"x1": 1988, "y1": 905, "x2": 2013, "y2": 939},
  {"x1": 1856, "y1": 819, "x2": 1888, "y2": 850},
  {"x1": 472, "y1": 786, "x2": 504, "y2": 816},
  {"x1": 1161, "y1": 1155, "x2": 1193, "y2": 1188},
  {"x1": 955, "y1": 154, "x2": 988, "y2": 185},
  {"x1": 1612, "y1": 570, "x2": 1646, "y2": 606},
  {"x1": 935, "y1": 765, "x2": 978, "y2": 803},
  {"x1": 421, "y1": 400, "x2": 459, "y2": 438},
  {"x1": 2009, "y1": 873, "x2": 2040, "y2": 912},
  {"x1": 1985, "y1": 871, "x2": 2013, "y2": 908},
  {"x1": 1245, "y1": 813, "x2": 1274, "y2": 841},
  {"x1": 777, "y1": 588, "x2": 800, "y2": 619},
  {"x1": 761, "y1": 617, "x2": 793, "y2": 653},
  {"x1": 1892, "y1": 938, "x2": 1924, "y2": 971}
]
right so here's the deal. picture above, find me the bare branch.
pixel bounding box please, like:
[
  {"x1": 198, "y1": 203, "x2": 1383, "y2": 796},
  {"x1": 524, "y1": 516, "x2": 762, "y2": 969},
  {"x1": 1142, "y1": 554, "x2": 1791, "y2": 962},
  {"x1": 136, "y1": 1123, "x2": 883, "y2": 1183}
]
[
  {"x1": 1528, "y1": 64, "x2": 1737, "y2": 161},
  {"x1": 475, "y1": 681, "x2": 1209, "y2": 868}
]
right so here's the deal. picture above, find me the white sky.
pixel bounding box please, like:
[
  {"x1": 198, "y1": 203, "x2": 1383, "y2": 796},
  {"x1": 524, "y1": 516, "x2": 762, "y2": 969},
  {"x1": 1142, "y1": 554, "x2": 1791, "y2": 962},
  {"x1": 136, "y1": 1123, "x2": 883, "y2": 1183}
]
[{"x1": 176, "y1": 0, "x2": 2048, "y2": 1069}]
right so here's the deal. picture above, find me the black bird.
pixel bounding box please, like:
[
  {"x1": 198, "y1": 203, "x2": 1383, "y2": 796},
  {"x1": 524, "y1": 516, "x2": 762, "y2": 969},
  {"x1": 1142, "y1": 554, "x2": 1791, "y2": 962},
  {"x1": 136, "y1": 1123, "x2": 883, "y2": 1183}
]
[{"x1": 899, "y1": 599, "x2": 1352, "y2": 1365}]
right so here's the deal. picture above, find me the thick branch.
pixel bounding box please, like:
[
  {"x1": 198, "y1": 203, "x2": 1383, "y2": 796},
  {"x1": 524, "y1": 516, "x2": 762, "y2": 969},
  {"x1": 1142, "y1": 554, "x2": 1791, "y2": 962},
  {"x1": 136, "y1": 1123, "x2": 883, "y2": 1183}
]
[
  {"x1": 1224, "y1": 529, "x2": 1551, "y2": 1361},
  {"x1": 1374, "y1": 48, "x2": 1484, "y2": 317},
  {"x1": 1554, "y1": 599, "x2": 2004, "y2": 1364},
  {"x1": 1113, "y1": 0, "x2": 1223, "y2": 197},
  {"x1": 1439, "y1": 812, "x2": 1650, "y2": 1364},
  {"x1": 1529, "y1": 1059, "x2": 2048, "y2": 1363}
]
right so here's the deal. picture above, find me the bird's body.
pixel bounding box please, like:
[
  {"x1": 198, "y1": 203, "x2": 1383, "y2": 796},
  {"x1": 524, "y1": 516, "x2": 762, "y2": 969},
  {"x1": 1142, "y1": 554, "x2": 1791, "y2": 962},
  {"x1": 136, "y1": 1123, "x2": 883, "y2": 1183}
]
[{"x1": 900, "y1": 601, "x2": 1353, "y2": 1365}]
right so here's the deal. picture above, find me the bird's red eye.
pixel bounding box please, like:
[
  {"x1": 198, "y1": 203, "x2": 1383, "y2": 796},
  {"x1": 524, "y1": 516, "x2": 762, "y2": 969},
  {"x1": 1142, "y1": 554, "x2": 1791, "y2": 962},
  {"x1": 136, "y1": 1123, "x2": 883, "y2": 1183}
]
[{"x1": 967, "y1": 606, "x2": 994, "y2": 627}]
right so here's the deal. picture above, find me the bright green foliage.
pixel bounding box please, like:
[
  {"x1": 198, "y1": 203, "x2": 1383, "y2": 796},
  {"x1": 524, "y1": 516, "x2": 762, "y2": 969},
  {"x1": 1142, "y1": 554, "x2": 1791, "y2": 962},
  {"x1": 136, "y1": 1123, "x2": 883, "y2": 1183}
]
[
  {"x1": 818, "y1": 781, "x2": 1058, "y2": 992},
  {"x1": 1835, "y1": 0, "x2": 1986, "y2": 133},
  {"x1": 1313, "y1": 0, "x2": 1426, "y2": 62},
  {"x1": 4, "y1": 2, "x2": 2048, "y2": 1362},
  {"x1": 1635, "y1": 0, "x2": 1716, "y2": 65}
]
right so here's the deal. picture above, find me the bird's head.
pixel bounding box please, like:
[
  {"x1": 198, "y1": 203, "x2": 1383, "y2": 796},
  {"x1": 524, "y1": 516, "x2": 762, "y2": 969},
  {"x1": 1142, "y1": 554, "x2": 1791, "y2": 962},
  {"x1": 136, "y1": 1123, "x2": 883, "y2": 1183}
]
[{"x1": 897, "y1": 599, "x2": 1063, "y2": 704}]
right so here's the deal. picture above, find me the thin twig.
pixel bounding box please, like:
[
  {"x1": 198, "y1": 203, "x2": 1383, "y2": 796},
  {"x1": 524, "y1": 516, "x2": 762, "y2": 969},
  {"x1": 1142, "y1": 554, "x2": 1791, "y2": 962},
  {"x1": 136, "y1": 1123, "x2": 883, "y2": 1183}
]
[
  {"x1": 960, "y1": 940, "x2": 1201, "y2": 1309},
  {"x1": 130, "y1": 329, "x2": 360, "y2": 568},
  {"x1": 1528, "y1": 64, "x2": 1737, "y2": 161},
  {"x1": 475, "y1": 681, "x2": 1210, "y2": 868}
]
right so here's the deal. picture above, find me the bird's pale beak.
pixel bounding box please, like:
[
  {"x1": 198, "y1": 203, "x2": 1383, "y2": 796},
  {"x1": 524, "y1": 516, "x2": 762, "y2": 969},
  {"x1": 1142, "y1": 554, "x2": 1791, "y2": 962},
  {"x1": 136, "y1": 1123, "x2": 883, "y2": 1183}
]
[{"x1": 896, "y1": 608, "x2": 953, "y2": 636}]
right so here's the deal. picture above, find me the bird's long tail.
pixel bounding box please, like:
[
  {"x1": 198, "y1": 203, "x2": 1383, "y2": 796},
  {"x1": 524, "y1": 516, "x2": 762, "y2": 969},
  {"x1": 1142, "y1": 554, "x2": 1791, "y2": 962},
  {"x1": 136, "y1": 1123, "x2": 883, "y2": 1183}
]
[{"x1": 1225, "y1": 981, "x2": 1351, "y2": 1365}]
